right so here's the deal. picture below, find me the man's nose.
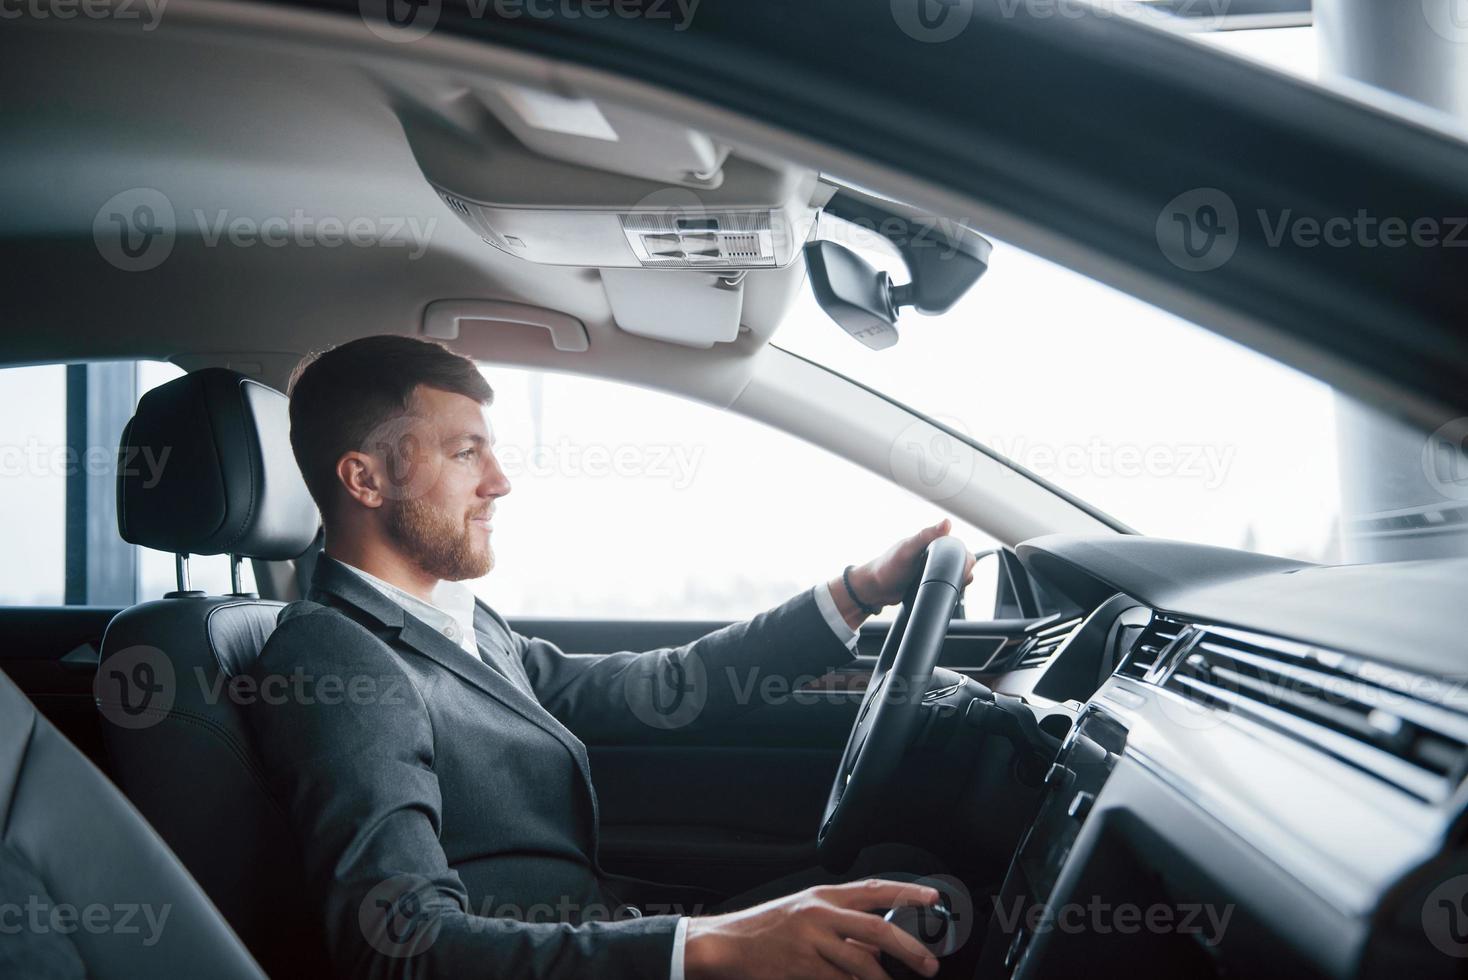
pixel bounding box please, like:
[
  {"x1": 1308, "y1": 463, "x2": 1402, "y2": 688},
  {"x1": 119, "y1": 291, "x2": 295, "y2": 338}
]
[{"x1": 480, "y1": 449, "x2": 511, "y2": 498}]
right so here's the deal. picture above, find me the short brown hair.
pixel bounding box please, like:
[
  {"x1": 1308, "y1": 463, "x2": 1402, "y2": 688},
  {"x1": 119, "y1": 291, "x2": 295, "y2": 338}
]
[{"x1": 286, "y1": 335, "x2": 494, "y2": 520}]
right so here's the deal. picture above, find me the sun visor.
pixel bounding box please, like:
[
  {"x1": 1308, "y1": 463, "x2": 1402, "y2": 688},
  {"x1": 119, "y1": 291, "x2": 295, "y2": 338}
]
[{"x1": 600, "y1": 269, "x2": 745, "y2": 348}]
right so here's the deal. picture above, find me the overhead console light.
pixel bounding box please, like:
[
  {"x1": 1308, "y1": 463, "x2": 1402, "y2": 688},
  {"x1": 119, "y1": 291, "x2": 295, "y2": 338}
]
[{"x1": 620, "y1": 210, "x2": 783, "y2": 269}]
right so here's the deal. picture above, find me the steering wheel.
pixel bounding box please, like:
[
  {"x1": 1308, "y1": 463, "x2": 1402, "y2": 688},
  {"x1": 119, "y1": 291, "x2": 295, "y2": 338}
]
[{"x1": 817, "y1": 536, "x2": 970, "y2": 871}]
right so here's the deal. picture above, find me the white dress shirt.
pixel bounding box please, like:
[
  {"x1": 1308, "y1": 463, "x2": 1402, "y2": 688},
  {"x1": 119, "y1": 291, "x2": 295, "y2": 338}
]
[{"x1": 338, "y1": 561, "x2": 861, "y2": 980}]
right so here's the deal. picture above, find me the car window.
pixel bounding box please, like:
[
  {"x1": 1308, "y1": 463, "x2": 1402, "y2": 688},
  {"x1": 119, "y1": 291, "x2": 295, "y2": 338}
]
[
  {"x1": 468, "y1": 366, "x2": 998, "y2": 621},
  {"x1": 777, "y1": 28, "x2": 1468, "y2": 568},
  {"x1": 0, "y1": 361, "x2": 253, "y2": 606}
]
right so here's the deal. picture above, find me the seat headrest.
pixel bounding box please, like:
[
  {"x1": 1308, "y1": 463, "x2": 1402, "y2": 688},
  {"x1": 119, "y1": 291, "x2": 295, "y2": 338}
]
[{"x1": 117, "y1": 368, "x2": 319, "y2": 561}]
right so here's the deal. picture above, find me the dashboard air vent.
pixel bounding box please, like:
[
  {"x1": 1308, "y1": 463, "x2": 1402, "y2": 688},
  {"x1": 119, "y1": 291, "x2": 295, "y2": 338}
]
[
  {"x1": 1014, "y1": 616, "x2": 1083, "y2": 669},
  {"x1": 1164, "y1": 628, "x2": 1468, "y2": 803},
  {"x1": 1118, "y1": 616, "x2": 1186, "y2": 679}
]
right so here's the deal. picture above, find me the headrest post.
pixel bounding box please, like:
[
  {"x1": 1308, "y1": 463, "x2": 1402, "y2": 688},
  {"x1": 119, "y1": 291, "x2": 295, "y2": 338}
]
[
  {"x1": 175, "y1": 554, "x2": 192, "y2": 594},
  {"x1": 229, "y1": 554, "x2": 243, "y2": 596}
]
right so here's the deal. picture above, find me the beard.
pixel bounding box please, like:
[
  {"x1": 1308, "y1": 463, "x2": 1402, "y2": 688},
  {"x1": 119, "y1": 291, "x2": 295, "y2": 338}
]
[{"x1": 385, "y1": 495, "x2": 493, "y2": 582}]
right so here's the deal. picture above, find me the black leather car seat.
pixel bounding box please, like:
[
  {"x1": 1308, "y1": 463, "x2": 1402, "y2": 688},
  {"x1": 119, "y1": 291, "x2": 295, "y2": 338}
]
[
  {"x1": 0, "y1": 664, "x2": 267, "y2": 979},
  {"x1": 98, "y1": 368, "x2": 329, "y2": 979}
]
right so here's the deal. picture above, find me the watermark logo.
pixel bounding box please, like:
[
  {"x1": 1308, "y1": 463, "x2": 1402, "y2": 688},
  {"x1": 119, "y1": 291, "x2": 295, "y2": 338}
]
[
  {"x1": 1156, "y1": 188, "x2": 1238, "y2": 272},
  {"x1": 1152, "y1": 666, "x2": 1232, "y2": 733},
  {"x1": 358, "y1": 413, "x2": 447, "y2": 503},
  {"x1": 1423, "y1": 875, "x2": 1468, "y2": 957},
  {"x1": 94, "y1": 188, "x2": 438, "y2": 272},
  {"x1": 359, "y1": 0, "x2": 700, "y2": 43},
  {"x1": 94, "y1": 188, "x2": 176, "y2": 272},
  {"x1": 992, "y1": 894, "x2": 1233, "y2": 944},
  {"x1": 891, "y1": 0, "x2": 973, "y2": 42},
  {"x1": 626, "y1": 651, "x2": 708, "y2": 729},
  {"x1": 94, "y1": 645, "x2": 175, "y2": 731},
  {"x1": 987, "y1": 436, "x2": 1236, "y2": 491},
  {"x1": 889, "y1": 415, "x2": 977, "y2": 503},
  {"x1": 1422, "y1": 417, "x2": 1468, "y2": 502},
  {"x1": 1159, "y1": 188, "x2": 1467, "y2": 271},
  {"x1": 360, "y1": 874, "x2": 443, "y2": 958},
  {"x1": 911, "y1": 873, "x2": 975, "y2": 956},
  {"x1": 359, "y1": 0, "x2": 441, "y2": 41},
  {"x1": 0, "y1": 897, "x2": 172, "y2": 947},
  {"x1": 1422, "y1": 0, "x2": 1468, "y2": 44},
  {"x1": 0, "y1": 0, "x2": 169, "y2": 31},
  {"x1": 496, "y1": 439, "x2": 704, "y2": 490}
]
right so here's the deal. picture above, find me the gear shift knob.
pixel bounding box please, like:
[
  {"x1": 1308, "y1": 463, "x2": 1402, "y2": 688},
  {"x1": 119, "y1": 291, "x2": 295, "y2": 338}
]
[{"x1": 881, "y1": 902, "x2": 959, "y2": 978}]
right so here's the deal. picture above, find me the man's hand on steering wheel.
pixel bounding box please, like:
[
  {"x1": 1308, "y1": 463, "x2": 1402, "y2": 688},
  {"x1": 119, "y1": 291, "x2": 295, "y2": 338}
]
[{"x1": 829, "y1": 520, "x2": 977, "y2": 630}]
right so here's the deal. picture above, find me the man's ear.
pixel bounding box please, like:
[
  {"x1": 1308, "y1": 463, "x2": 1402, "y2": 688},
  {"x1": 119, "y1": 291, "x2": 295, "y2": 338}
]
[{"x1": 336, "y1": 451, "x2": 386, "y2": 510}]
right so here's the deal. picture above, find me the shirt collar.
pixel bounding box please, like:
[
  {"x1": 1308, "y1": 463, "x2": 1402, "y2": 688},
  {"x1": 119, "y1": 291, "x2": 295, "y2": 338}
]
[{"x1": 337, "y1": 562, "x2": 480, "y2": 652}]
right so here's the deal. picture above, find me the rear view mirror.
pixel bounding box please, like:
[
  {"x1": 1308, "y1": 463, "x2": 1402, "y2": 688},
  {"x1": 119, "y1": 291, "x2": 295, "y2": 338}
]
[
  {"x1": 804, "y1": 240, "x2": 900, "y2": 350},
  {"x1": 805, "y1": 185, "x2": 992, "y2": 349}
]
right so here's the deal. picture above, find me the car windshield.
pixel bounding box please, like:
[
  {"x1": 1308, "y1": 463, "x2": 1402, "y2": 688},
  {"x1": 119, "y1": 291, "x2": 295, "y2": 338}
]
[
  {"x1": 779, "y1": 24, "x2": 1468, "y2": 567},
  {"x1": 781, "y1": 233, "x2": 1468, "y2": 566},
  {"x1": 779, "y1": 240, "x2": 1468, "y2": 565}
]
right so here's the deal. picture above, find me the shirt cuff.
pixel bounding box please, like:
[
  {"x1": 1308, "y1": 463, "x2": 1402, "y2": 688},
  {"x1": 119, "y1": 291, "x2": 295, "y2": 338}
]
[
  {"x1": 813, "y1": 583, "x2": 861, "y2": 651},
  {"x1": 670, "y1": 916, "x2": 690, "y2": 980}
]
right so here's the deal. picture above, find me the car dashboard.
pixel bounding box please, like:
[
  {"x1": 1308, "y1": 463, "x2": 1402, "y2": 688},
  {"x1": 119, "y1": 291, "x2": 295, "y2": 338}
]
[{"x1": 972, "y1": 534, "x2": 1468, "y2": 978}]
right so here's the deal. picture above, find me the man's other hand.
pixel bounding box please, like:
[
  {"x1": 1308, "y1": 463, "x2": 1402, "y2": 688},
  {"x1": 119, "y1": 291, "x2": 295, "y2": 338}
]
[{"x1": 684, "y1": 879, "x2": 942, "y2": 980}]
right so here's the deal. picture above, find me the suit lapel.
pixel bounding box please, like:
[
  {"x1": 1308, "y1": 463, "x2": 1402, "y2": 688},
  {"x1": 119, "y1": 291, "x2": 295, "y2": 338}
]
[{"x1": 307, "y1": 557, "x2": 592, "y2": 777}]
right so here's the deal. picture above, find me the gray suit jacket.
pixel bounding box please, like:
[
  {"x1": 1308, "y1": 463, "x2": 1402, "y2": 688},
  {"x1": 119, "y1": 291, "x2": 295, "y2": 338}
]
[{"x1": 244, "y1": 556, "x2": 855, "y2": 980}]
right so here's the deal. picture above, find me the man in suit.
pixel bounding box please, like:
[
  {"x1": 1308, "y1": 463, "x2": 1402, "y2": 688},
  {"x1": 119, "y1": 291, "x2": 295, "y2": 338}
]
[{"x1": 246, "y1": 335, "x2": 973, "y2": 980}]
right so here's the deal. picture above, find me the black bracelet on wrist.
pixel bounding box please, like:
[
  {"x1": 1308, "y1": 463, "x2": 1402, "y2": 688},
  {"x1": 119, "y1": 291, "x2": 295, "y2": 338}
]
[{"x1": 842, "y1": 565, "x2": 881, "y2": 618}]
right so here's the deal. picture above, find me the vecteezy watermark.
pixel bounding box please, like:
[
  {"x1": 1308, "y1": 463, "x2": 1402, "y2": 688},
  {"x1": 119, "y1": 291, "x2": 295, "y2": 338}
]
[
  {"x1": 988, "y1": 436, "x2": 1237, "y2": 491},
  {"x1": 359, "y1": 876, "x2": 695, "y2": 958},
  {"x1": 820, "y1": 209, "x2": 972, "y2": 262},
  {"x1": 1423, "y1": 874, "x2": 1468, "y2": 957},
  {"x1": 494, "y1": 439, "x2": 704, "y2": 490},
  {"x1": 93, "y1": 188, "x2": 438, "y2": 272},
  {"x1": 358, "y1": 0, "x2": 701, "y2": 44},
  {"x1": 0, "y1": 0, "x2": 168, "y2": 31},
  {"x1": 891, "y1": 0, "x2": 974, "y2": 43},
  {"x1": 991, "y1": 895, "x2": 1234, "y2": 945},
  {"x1": 625, "y1": 651, "x2": 709, "y2": 729},
  {"x1": 0, "y1": 897, "x2": 172, "y2": 947},
  {"x1": 629, "y1": 663, "x2": 978, "y2": 731},
  {"x1": 889, "y1": 415, "x2": 978, "y2": 504},
  {"x1": 357, "y1": 410, "x2": 705, "y2": 502},
  {"x1": 0, "y1": 439, "x2": 171, "y2": 486},
  {"x1": 1422, "y1": 417, "x2": 1468, "y2": 503},
  {"x1": 94, "y1": 645, "x2": 415, "y2": 731},
  {"x1": 1422, "y1": 0, "x2": 1468, "y2": 45},
  {"x1": 995, "y1": 0, "x2": 1230, "y2": 27},
  {"x1": 94, "y1": 188, "x2": 176, "y2": 273},
  {"x1": 192, "y1": 209, "x2": 436, "y2": 259},
  {"x1": 1255, "y1": 209, "x2": 1468, "y2": 251},
  {"x1": 360, "y1": 875, "x2": 443, "y2": 959},
  {"x1": 94, "y1": 645, "x2": 176, "y2": 731},
  {"x1": 1156, "y1": 188, "x2": 1240, "y2": 272},
  {"x1": 892, "y1": 0, "x2": 1230, "y2": 44},
  {"x1": 1158, "y1": 188, "x2": 1468, "y2": 271}
]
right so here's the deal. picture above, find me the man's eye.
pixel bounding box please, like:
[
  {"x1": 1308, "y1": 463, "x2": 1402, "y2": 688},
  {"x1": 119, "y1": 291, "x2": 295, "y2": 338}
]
[{"x1": 455, "y1": 449, "x2": 477, "y2": 460}]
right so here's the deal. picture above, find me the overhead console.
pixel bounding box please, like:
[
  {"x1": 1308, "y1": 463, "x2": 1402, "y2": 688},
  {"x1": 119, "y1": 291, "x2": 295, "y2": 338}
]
[
  {"x1": 394, "y1": 81, "x2": 829, "y2": 347},
  {"x1": 395, "y1": 79, "x2": 990, "y2": 351},
  {"x1": 398, "y1": 83, "x2": 824, "y2": 270}
]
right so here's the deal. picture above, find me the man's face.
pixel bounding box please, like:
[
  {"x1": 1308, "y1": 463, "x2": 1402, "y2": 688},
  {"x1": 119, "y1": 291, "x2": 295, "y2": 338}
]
[{"x1": 378, "y1": 385, "x2": 511, "y2": 581}]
